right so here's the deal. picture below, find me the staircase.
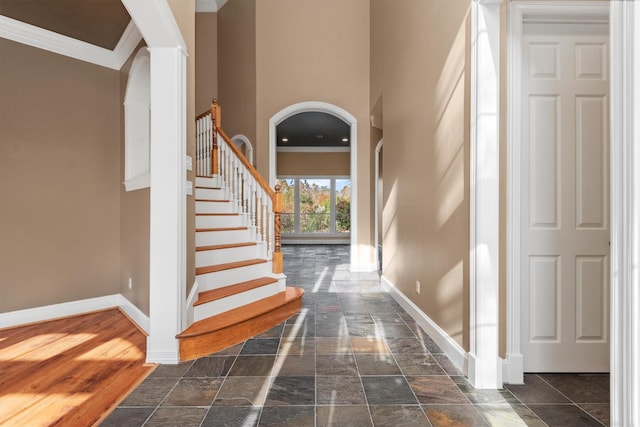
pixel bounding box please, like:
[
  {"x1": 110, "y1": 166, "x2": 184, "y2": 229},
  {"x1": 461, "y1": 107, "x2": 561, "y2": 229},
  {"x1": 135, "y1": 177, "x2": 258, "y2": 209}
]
[{"x1": 176, "y1": 101, "x2": 304, "y2": 361}]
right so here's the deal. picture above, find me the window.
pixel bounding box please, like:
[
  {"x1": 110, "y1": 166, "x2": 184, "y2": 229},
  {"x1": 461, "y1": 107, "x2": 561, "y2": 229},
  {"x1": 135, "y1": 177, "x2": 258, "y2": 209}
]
[{"x1": 277, "y1": 177, "x2": 351, "y2": 235}]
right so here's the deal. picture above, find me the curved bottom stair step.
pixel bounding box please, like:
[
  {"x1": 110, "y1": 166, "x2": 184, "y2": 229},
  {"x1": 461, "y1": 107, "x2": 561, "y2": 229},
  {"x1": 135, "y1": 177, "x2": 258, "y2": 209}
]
[{"x1": 177, "y1": 287, "x2": 304, "y2": 361}]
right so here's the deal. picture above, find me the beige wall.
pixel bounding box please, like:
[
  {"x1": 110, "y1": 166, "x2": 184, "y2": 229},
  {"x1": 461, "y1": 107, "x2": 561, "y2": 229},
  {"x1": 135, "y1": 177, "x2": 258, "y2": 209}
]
[
  {"x1": 255, "y1": 0, "x2": 372, "y2": 266},
  {"x1": 218, "y1": 0, "x2": 257, "y2": 143},
  {"x1": 277, "y1": 152, "x2": 350, "y2": 176},
  {"x1": 0, "y1": 39, "x2": 121, "y2": 312},
  {"x1": 371, "y1": 0, "x2": 472, "y2": 350},
  {"x1": 196, "y1": 12, "x2": 218, "y2": 113},
  {"x1": 168, "y1": 0, "x2": 197, "y2": 297}
]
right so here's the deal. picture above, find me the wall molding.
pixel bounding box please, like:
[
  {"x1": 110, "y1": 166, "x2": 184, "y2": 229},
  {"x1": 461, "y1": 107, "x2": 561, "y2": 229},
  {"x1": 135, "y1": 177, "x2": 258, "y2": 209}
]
[
  {"x1": 0, "y1": 15, "x2": 142, "y2": 70},
  {"x1": 381, "y1": 276, "x2": 468, "y2": 374},
  {"x1": 0, "y1": 294, "x2": 149, "y2": 334},
  {"x1": 195, "y1": 0, "x2": 229, "y2": 13}
]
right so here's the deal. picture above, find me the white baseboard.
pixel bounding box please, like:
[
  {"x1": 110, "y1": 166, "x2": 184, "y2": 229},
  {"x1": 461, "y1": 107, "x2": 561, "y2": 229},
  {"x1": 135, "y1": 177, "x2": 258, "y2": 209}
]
[
  {"x1": 502, "y1": 353, "x2": 524, "y2": 384},
  {"x1": 381, "y1": 275, "x2": 468, "y2": 375},
  {"x1": 116, "y1": 295, "x2": 150, "y2": 334},
  {"x1": 145, "y1": 348, "x2": 180, "y2": 364},
  {"x1": 0, "y1": 294, "x2": 150, "y2": 334}
]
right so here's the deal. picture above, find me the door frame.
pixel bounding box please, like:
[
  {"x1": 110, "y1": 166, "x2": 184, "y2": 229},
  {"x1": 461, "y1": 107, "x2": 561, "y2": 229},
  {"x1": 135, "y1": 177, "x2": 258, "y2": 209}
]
[
  {"x1": 505, "y1": 1, "x2": 610, "y2": 383},
  {"x1": 268, "y1": 102, "x2": 361, "y2": 271},
  {"x1": 374, "y1": 139, "x2": 383, "y2": 272}
]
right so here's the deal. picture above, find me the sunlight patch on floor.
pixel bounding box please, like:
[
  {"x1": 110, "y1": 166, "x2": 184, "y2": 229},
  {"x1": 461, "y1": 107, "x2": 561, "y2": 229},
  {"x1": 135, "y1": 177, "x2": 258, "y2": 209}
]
[{"x1": 0, "y1": 333, "x2": 96, "y2": 361}]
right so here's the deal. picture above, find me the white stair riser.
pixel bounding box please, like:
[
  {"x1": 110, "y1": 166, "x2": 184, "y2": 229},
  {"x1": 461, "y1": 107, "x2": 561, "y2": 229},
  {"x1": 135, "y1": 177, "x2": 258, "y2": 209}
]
[
  {"x1": 197, "y1": 262, "x2": 271, "y2": 290},
  {"x1": 196, "y1": 214, "x2": 244, "y2": 229},
  {"x1": 194, "y1": 282, "x2": 281, "y2": 321},
  {"x1": 196, "y1": 229, "x2": 252, "y2": 246},
  {"x1": 196, "y1": 176, "x2": 221, "y2": 187},
  {"x1": 196, "y1": 244, "x2": 260, "y2": 267},
  {"x1": 195, "y1": 188, "x2": 226, "y2": 200},
  {"x1": 196, "y1": 201, "x2": 237, "y2": 214}
]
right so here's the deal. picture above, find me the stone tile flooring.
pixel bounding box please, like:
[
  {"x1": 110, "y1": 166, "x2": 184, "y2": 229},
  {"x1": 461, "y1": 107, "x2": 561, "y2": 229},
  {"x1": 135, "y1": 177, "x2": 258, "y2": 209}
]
[{"x1": 102, "y1": 245, "x2": 610, "y2": 426}]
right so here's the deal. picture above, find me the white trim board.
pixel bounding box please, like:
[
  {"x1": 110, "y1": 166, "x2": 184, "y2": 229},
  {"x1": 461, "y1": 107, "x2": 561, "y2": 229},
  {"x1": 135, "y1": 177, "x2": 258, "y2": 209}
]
[
  {"x1": 381, "y1": 276, "x2": 468, "y2": 374},
  {"x1": 505, "y1": 0, "x2": 610, "y2": 385},
  {"x1": 0, "y1": 294, "x2": 150, "y2": 334},
  {"x1": 610, "y1": 2, "x2": 640, "y2": 425},
  {"x1": 469, "y1": 0, "x2": 502, "y2": 389},
  {"x1": 0, "y1": 16, "x2": 142, "y2": 70}
]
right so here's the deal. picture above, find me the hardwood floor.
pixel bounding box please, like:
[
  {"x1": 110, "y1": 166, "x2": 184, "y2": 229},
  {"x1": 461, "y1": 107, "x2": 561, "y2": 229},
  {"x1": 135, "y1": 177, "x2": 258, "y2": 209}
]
[{"x1": 0, "y1": 308, "x2": 156, "y2": 426}]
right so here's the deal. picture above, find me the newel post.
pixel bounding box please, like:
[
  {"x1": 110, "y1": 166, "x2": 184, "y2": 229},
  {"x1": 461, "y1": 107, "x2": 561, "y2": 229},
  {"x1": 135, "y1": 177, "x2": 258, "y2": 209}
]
[
  {"x1": 211, "y1": 99, "x2": 220, "y2": 175},
  {"x1": 272, "y1": 184, "x2": 283, "y2": 274}
]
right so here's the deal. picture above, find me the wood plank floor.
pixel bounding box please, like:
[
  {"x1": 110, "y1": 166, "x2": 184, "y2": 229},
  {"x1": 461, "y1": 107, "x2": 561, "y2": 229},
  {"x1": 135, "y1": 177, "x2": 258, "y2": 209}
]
[{"x1": 0, "y1": 308, "x2": 156, "y2": 427}]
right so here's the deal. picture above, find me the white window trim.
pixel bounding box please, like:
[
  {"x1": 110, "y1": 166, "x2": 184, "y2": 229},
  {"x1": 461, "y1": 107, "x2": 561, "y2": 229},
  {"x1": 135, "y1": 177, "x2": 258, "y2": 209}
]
[{"x1": 277, "y1": 176, "x2": 352, "y2": 237}]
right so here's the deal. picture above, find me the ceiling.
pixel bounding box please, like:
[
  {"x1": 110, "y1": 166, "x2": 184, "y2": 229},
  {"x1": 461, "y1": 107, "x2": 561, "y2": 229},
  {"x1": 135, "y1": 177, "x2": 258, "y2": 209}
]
[
  {"x1": 277, "y1": 112, "x2": 350, "y2": 148},
  {"x1": 0, "y1": 0, "x2": 130, "y2": 50}
]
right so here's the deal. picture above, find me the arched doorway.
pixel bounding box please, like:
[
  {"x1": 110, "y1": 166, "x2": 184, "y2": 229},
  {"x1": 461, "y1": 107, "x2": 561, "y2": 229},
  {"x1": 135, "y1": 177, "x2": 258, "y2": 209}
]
[{"x1": 269, "y1": 102, "x2": 359, "y2": 270}]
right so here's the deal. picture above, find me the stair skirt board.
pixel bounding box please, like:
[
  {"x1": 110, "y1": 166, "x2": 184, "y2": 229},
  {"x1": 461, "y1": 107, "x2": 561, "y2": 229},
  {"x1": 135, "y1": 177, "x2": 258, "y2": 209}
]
[
  {"x1": 178, "y1": 287, "x2": 304, "y2": 361},
  {"x1": 196, "y1": 261, "x2": 272, "y2": 289},
  {"x1": 196, "y1": 244, "x2": 260, "y2": 267},
  {"x1": 193, "y1": 281, "x2": 280, "y2": 321}
]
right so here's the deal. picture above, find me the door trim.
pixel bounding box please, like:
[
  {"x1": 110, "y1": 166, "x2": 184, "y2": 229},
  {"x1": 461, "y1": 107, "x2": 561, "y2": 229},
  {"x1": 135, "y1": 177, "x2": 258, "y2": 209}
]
[
  {"x1": 268, "y1": 102, "x2": 362, "y2": 271},
  {"x1": 505, "y1": 1, "x2": 610, "y2": 384},
  {"x1": 610, "y1": 3, "x2": 640, "y2": 424},
  {"x1": 374, "y1": 139, "x2": 383, "y2": 272}
]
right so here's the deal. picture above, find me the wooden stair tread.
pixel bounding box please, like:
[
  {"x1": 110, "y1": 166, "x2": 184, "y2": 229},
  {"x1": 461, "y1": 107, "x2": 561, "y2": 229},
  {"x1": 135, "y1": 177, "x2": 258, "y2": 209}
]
[
  {"x1": 178, "y1": 287, "x2": 304, "y2": 338},
  {"x1": 196, "y1": 213, "x2": 239, "y2": 216},
  {"x1": 195, "y1": 199, "x2": 230, "y2": 202},
  {"x1": 195, "y1": 186, "x2": 222, "y2": 190},
  {"x1": 196, "y1": 258, "x2": 266, "y2": 275},
  {"x1": 196, "y1": 226, "x2": 248, "y2": 232},
  {"x1": 196, "y1": 242, "x2": 257, "y2": 252},
  {"x1": 194, "y1": 277, "x2": 278, "y2": 306}
]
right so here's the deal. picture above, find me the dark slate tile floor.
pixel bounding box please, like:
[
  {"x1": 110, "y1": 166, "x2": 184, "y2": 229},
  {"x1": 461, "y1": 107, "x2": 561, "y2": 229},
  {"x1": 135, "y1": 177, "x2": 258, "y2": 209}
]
[{"x1": 102, "y1": 245, "x2": 610, "y2": 426}]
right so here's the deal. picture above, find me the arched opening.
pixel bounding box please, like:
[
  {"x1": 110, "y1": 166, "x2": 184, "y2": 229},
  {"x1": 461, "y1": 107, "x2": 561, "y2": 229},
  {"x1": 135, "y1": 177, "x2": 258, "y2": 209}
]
[
  {"x1": 124, "y1": 47, "x2": 150, "y2": 191},
  {"x1": 269, "y1": 102, "x2": 358, "y2": 269},
  {"x1": 231, "y1": 134, "x2": 254, "y2": 165}
]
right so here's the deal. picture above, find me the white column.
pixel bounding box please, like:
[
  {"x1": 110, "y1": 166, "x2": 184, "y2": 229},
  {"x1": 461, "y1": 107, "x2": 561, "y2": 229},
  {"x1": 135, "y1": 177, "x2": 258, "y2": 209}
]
[
  {"x1": 146, "y1": 47, "x2": 187, "y2": 364},
  {"x1": 611, "y1": 2, "x2": 640, "y2": 424},
  {"x1": 468, "y1": 0, "x2": 502, "y2": 389}
]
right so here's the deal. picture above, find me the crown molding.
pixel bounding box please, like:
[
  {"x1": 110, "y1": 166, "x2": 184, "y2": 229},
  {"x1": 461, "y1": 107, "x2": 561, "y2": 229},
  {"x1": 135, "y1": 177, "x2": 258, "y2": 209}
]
[
  {"x1": 0, "y1": 15, "x2": 142, "y2": 70},
  {"x1": 196, "y1": 0, "x2": 228, "y2": 13}
]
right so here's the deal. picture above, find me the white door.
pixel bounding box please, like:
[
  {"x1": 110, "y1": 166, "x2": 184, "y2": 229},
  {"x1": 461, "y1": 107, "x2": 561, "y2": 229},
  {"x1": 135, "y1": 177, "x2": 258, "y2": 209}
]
[{"x1": 521, "y1": 23, "x2": 609, "y2": 372}]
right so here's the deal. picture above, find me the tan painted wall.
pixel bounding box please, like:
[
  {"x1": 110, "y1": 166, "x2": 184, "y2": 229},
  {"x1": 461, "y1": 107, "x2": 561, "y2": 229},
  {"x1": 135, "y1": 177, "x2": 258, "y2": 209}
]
[
  {"x1": 0, "y1": 39, "x2": 121, "y2": 312},
  {"x1": 168, "y1": 0, "x2": 197, "y2": 296},
  {"x1": 256, "y1": 0, "x2": 372, "y2": 266},
  {"x1": 218, "y1": 0, "x2": 256, "y2": 143},
  {"x1": 196, "y1": 12, "x2": 218, "y2": 113},
  {"x1": 277, "y1": 152, "x2": 350, "y2": 176},
  {"x1": 371, "y1": 0, "x2": 472, "y2": 350}
]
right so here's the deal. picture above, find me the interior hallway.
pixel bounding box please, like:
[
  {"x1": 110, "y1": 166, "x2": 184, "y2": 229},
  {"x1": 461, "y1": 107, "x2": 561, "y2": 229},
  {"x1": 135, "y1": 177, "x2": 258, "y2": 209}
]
[{"x1": 102, "y1": 245, "x2": 609, "y2": 426}]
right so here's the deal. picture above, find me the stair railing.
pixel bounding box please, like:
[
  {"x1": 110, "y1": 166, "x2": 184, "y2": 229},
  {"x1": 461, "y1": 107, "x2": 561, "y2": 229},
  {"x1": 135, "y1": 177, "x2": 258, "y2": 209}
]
[{"x1": 196, "y1": 99, "x2": 283, "y2": 274}]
